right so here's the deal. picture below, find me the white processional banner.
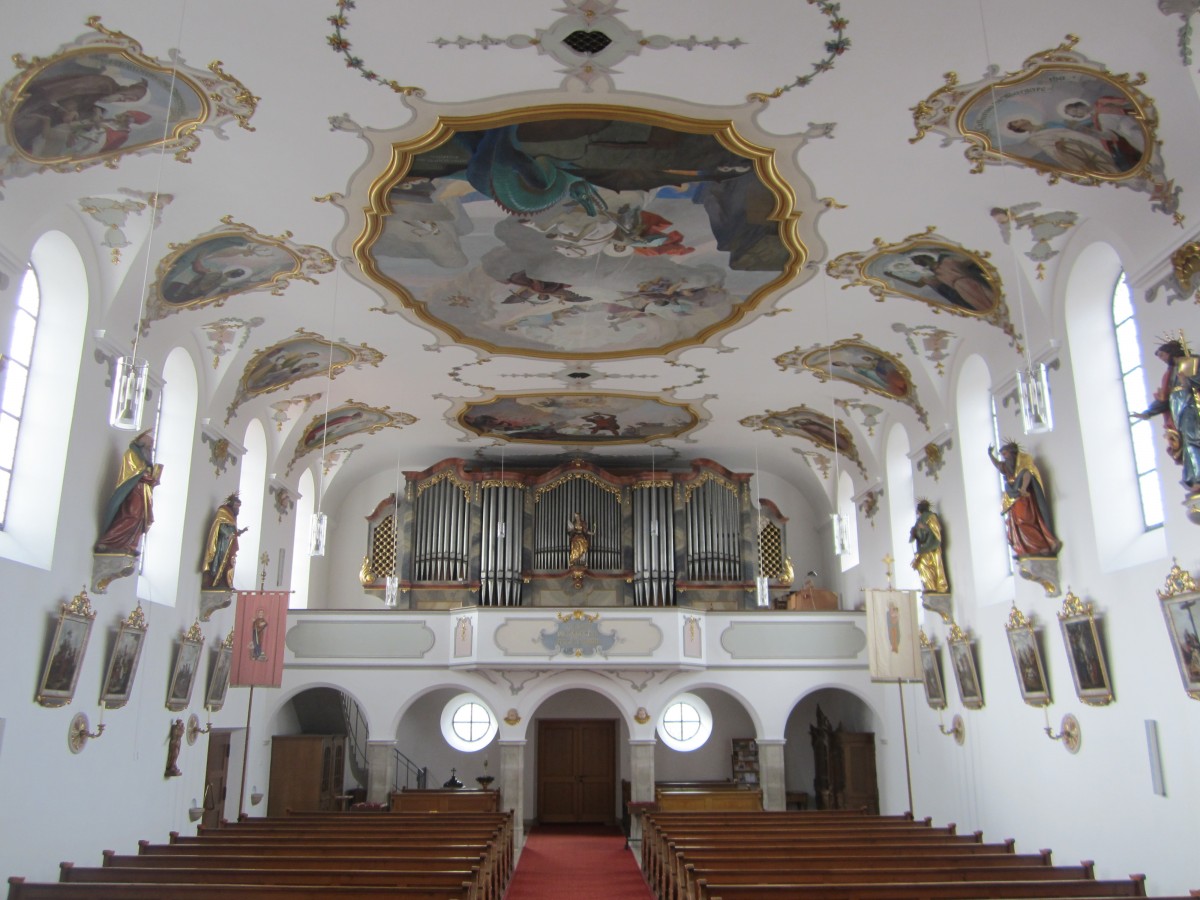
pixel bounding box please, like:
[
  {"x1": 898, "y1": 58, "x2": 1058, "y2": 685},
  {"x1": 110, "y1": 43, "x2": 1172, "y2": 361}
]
[{"x1": 864, "y1": 589, "x2": 922, "y2": 681}]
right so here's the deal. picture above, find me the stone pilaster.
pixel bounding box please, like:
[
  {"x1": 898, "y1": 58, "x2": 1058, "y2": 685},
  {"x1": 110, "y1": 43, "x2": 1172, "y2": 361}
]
[
  {"x1": 499, "y1": 740, "x2": 526, "y2": 848},
  {"x1": 756, "y1": 738, "x2": 786, "y2": 811},
  {"x1": 365, "y1": 740, "x2": 396, "y2": 805}
]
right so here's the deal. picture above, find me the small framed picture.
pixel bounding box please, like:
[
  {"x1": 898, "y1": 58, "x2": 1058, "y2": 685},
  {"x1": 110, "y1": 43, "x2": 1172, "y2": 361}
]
[
  {"x1": 1058, "y1": 591, "x2": 1113, "y2": 706},
  {"x1": 1005, "y1": 605, "x2": 1051, "y2": 707},
  {"x1": 36, "y1": 590, "x2": 96, "y2": 708},
  {"x1": 1157, "y1": 563, "x2": 1200, "y2": 701},
  {"x1": 919, "y1": 630, "x2": 947, "y2": 710},
  {"x1": 166, "y1": 621, "x2": 205, "y2": 712},
  {"x1": 205, "y1": 631, "x2": 234, "y2": 712},
  {"x1": 100, "y1": 604, "x2": 149, "y2": 710},
  {"x1": 947, "y1": 624, "x2": 984, "y2": 710}
]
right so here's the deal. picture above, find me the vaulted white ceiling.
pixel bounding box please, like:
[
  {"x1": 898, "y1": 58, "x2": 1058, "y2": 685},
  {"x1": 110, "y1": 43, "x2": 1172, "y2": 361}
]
[{"x1": 6, "y1": 1, "x2": 1198, "y2": 513}]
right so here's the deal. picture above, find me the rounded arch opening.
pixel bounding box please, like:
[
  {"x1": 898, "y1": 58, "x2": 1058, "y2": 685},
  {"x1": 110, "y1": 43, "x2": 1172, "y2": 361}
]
[{"x1": 784, "y1": 686, "x2": 883, "y2": 812}]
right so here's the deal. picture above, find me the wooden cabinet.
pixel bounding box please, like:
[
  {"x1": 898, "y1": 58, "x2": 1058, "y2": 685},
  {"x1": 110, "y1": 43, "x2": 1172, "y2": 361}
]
[
  {"x1": 810, "y1": 706, "x2": 878, "y2": 814},
  {"x1": 731, "y1": 738, "x2": 760, "y2": 787},
  {"x1": 267, "y1": 734, "x2": 345, "y2": 816}
]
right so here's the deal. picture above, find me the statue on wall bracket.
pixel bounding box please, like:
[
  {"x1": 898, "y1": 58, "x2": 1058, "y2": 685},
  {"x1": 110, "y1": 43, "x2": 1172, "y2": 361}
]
[
  {"x1": 199, "y1": 493, "x2": 248, "y2": 620},
  {"x1": 909, "y1": 499, "x2": 952, "y2": 622},
  {"x1": 988, "y1": 442, "x2": 1062, "y2": 595},
  {"x1": 92, "y1": 430, "x2": 161, "y2": 593}
]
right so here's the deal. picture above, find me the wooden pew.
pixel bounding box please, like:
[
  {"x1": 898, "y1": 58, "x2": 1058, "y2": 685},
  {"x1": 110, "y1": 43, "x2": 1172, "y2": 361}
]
[
  {"x1": 655, "y1": 789, "x2": 763, "y2": 813},
  {"x1": 61, "y1": 862, "x2": 481, "y2": 892},
  {"x1": 8, "y1": 880, "x2": 472, "y2": 900},
  {"x1": 695, "y1": 877, "x2": 1152, "y2": 900},
  {"x1": 390, "y1": 790, "x2": 500, "y2": 813}
]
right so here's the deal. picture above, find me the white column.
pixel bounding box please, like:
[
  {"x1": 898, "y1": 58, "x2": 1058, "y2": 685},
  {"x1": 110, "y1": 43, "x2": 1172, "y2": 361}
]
[
  {"x1": 499, "y1": 740, "x2": 526, "y2": 848},
  {"x1": 756, "y1": 738, "x2": 786, "y2": 811},
  {"x1": 365, "y1": 740, "x2": 396, "y2": 805}
]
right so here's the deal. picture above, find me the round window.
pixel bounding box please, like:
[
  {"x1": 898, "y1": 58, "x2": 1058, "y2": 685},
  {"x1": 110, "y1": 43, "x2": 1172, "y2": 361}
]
[
  {"x1": 656, "y1": 692, "x2": 713, "y2": 752},
  {"x1": 440, "y1": 693, "x2": 498, "y2": 752}
]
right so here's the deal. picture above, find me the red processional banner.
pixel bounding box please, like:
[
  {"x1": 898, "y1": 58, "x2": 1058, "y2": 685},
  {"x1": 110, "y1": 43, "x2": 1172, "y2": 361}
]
[{"x1": 229, "y1": 590, "x2": 288, "y2": 688}]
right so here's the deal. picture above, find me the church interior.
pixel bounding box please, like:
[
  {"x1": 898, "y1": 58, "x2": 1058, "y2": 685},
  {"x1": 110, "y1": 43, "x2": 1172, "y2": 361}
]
[{"x1": 1, "y1": 1, "x2": 1198, "y2": 896}]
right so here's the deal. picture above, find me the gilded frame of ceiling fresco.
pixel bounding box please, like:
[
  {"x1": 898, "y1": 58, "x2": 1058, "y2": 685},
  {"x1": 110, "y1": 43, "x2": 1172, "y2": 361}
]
[
  {"x1": 0, "y1": 17, "x2": 256, "y2": 191},
  {"x1": 457, "y1": 391, "x2": 700, "y2": 446},
  {"x1": 224, "y1": 329, "x2": 384, "y2": 425},
  {"x1": 287, "y1": 400, "x2": 417, "y2": 474},
  {"x1": 144, "y1": 216, "x2": 335, "y2": 326},
  {"x1": 827, "y1": 227, "x2": 1019, "y2": 347},
  {"x1": 911, "y1": 35, "x2": 1180, "y2": 218},
  {"x1": 776, "y1": 334, "x2": 930, "y2": 430},
  {"x1": 350, "y1": 104, "x2": 810, "y2": 360},
  {"x1": 740, "y1": 405, "x2": 867, "y2": 478}
]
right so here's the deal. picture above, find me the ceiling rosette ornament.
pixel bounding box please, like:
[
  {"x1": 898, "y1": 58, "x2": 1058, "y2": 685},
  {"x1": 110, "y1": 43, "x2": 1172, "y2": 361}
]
[
  {"x1": 335, "y1": 97, "x2": 828, "y2": 360},
  {"x1": 911, "y1": 35, "x2": 1182, "y2": 220},
  {"x1": 827, "y1": 227, "x2": 1020, "y2": 348},
  {"x1": 0, "y1": 17, "x2": 256, "y2": 194}
]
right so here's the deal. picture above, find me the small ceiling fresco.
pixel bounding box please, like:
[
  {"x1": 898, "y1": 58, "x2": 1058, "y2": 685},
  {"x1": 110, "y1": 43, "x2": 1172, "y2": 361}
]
[
  {"x1": 912, "y1": 35, "x2": 1181, "y2": 219},
  {"x1": 775, "y1": 335, "x2": 929, "y2": 429},
  {"x1": 287, "y1": 401, "x2": 417, "y2": 474},
  {"x1": 225, "y1": 329, "x2": 384, "y2": 424},
  {"x1": 827, "y1": 228, "x2": 1019, "y2": 347},
  {"x1": 457, "y1": 392, "x2": 699, "y2": 445},
  {"x1": 741, "y1": 405, "x2": 866, "y2": 478},
  {"x1": 144, "y1": 217, "x2": 334, "y2": 326},
  {"x1": 0, "y1": 18, "x2": 255, "y2": 192},
  {"x1": 354, "y1": 108, "x2": 810, "y2": 359}
]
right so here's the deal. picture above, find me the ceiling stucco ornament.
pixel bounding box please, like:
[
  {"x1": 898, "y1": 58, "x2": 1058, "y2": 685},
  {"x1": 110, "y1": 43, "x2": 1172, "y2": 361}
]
[
  {"x1": 827, "y1": 227, "x2": 1020, "y2": 350},
  {"x1": 911, "y1": 35, "x2": 1183, "y2": 221},
  {"x1": 891, "y1": 323, "x2": 957, "y2": 376},
  {"x1": 224, "y1": 329, "x2": 385, "y2": 425},
  {"x1": 0, "y1": 17, "x2": 257, "y2": 196},
  {"x1": 286, "y1": 400, "x2": 417, "y2": 474},
  {"x1": 200, "y1": 316, "x2": 266, "y2": 370},
  {"x1": 455, "y1": 390, "x2": 702, "y2": 446},
  {"x1": 326, "y1": 0, "x2": 847, "y2": 97},
  {"x1": 740, "y1": 405, "x2": 866, "y2": 479},
  {"x1": 775, "y1": 334, "x2": 930, "y2": 430},
  {"x1": 337, "y1": 97, "x2": 827, "y2": 361},
  {"x1": 142, "y1": 216, "x2": 336, "y2": 329},
  {"x1": 990, "y1": 202, "x2": 1078, "y2": 282},
  {"x1": 78, "y1": 190, "x2": 173, "y2": 265}
]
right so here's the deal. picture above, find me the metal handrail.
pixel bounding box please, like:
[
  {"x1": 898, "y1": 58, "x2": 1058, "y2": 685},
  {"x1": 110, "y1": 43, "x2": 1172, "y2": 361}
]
[{"x1": 393, "y1": 747, "x2": 428, "y2": 791}]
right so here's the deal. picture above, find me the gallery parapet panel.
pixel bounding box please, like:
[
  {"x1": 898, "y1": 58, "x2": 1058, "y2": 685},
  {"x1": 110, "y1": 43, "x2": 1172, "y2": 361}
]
[{"x1": 281, "y1": 607, "x2": 868, "y2": 671}]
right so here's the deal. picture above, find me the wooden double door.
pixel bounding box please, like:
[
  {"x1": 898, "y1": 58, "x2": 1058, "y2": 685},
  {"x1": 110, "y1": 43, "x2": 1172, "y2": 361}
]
[{"x1": 536, "y1": 719, "x2": 616, "y2": 825}]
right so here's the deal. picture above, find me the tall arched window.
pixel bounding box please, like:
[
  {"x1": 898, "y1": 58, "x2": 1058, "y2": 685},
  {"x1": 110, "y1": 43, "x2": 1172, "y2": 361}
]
[
  {"x1": 0, "y1": 266, "x2": 41, "y2": 526},
  {"x1": 885, "y1": 424, "x2": 919, "y2": 590},
  {"x1": 1111, "y1": 271, "x2": 1164, "y2": 529},
  {"x1": 837, "y1": 470, "x2": 859, "y2": 571},
  {"x1": 289, "y1": 467, "x2": 316, "y2": 609},
  {"x1": 233, "y1": 419, "x2": 267, "y2": 589}
]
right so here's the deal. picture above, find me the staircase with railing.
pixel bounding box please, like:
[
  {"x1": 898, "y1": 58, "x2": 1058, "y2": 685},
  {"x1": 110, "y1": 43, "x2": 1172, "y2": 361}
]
[
  {"x1": 393, "y1": 747, "x2": 428, "y2": 791},
  {"x1": 339, "y1": 692, "x2": 370, "y2": 790}
]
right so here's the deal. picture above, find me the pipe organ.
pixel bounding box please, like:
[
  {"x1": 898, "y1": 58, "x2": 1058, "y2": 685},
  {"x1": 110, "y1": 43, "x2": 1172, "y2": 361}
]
[{"x1": 362, "y1": 458, "x2": 788, "y2": 610}]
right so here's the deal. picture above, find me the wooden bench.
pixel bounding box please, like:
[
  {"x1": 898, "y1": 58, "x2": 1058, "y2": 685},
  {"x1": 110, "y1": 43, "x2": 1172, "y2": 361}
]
[
  {"x1": 8, "y1": 881, "x2": 472, "y2": 900},
  {"x1": 695, "y1": 877, "x2": 1152, "y2": 900},
  {"x1": 61, "y1": 862, "x2": 481, "y2": 892},
  {"x1": 390, "y1": 790, "x2": 500, "y2": 813},
  {"x1": 655, "y1": 789, "x2": 763, "y2": 813}
]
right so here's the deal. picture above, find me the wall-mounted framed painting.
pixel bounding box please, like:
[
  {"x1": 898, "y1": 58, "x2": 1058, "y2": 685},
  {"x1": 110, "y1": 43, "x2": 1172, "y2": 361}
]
[
  {"x1": 947, "y1": 623, "x2": 983, "y2": 710},
  {"x1": 1057, "y1": 590, "x2": 1113, "y2": 706},
  {"x1": 1005, "y1": 604, "x2": 1051, "y2": 707},
  {"x1": 919, "y1": 630, "x2": 947, "y2": 710},
  {"x1": 166, "y1": 621, "x2": 205, "y2": 712},
  {"x1": 204, "y1": 630, "x2": 234, "y2": 712},
  {"x1": 36, "y1": 589, "x2": 96, "y2": 708},
  {"x1": 1156, "y1": 562, "x2": 1200, "y2": 701},
  {"x1": 99, "y1": 603, "x2": 148, "y2": 710}
]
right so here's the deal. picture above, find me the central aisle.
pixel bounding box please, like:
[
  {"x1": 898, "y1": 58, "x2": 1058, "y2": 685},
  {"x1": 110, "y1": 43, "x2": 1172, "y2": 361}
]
[{"x1": 504, "y1": 824, "x2": 653, "y2": 900}]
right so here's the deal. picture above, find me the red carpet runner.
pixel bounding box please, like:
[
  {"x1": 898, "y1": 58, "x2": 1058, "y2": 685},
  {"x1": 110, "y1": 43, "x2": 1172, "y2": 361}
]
[{"x1": 504, "y1": 824, "x2": 653, "y2": 900}]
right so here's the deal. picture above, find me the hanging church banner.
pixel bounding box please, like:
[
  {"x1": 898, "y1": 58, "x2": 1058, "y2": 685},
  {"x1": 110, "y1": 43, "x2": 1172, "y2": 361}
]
[
  {"x1": 863, "y1": 589, "x2": 921, "y2": 681},
  {"x1": 0, "y1": 17, "x2": 257, "y2": 195},
  {"x1": 230, "y1": 591, "x2": 288, "y2": 688},
  {"x1": 910, "y1": 35, "x2": 1181, "y2": 219}
]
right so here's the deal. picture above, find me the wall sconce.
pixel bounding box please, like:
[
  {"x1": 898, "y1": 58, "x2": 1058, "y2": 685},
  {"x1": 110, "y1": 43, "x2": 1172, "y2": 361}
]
[
  {"x1": 67, "y1": 712, "x2": 105, "y2": 754},
  {"x1": 188, "y1": 801, "x2": 203, "y2": 823},
  {"x1": 186, "y1": 713, "x2": 211, "y2": 745},
  {"x1": 1045, "y1": 712, "x2": 1081, "y2": 754},
  {"x1": 938, "y1": 713, "x2": 965, "y2": 745}
]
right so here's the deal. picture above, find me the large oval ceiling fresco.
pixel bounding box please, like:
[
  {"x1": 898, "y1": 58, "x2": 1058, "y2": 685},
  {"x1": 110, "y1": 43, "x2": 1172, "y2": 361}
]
[{"x1": 355, "y1": 108, "x2": 806, "y2": 359}]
